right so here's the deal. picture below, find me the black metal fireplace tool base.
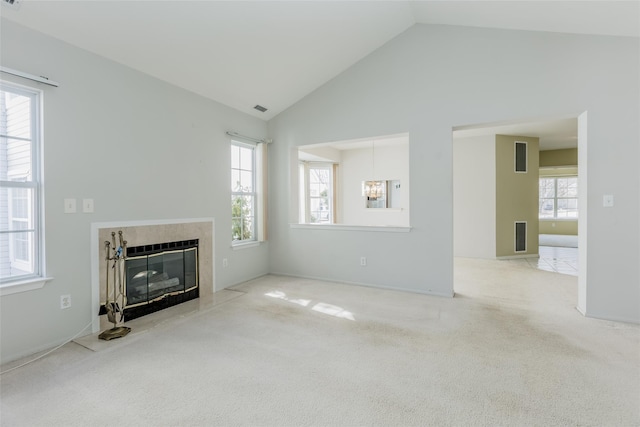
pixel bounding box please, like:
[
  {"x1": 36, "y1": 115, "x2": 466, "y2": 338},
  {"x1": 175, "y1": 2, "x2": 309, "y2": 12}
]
[{"x1": 98, "y1": 326, "x2": 131, "y2": 341}]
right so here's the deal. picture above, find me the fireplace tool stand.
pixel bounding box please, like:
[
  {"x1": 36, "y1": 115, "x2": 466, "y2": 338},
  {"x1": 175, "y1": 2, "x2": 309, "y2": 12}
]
[{"x1": 99, "y1": 231, "x2": 131, "y2": 341}]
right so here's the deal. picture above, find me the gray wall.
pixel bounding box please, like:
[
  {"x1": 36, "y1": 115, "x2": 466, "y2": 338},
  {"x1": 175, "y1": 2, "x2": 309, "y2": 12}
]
[
  {"x1": 453, "y1": 135, "x2": 496, "y2": 259},
  {"x1": 2, "y1": 20, "x2": 639, "y2": 363},
  {"x1": 0, "y1": 19, "x2": 269, "y2": 363},
  {"x1": 267, "y1": 24, "x2": 639, "y2": 323}
]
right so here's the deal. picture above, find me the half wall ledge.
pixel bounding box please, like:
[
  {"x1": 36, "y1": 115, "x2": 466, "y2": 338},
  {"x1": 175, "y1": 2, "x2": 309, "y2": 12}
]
[{"x1": 290, "y1": 224, "x2": 411, "y2": 233}]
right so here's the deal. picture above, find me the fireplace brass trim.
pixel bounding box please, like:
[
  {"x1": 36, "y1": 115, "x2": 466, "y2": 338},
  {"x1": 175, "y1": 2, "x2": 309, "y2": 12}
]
[{"x1": 123, "y1": 246, "x2": 199, "y2": 310}]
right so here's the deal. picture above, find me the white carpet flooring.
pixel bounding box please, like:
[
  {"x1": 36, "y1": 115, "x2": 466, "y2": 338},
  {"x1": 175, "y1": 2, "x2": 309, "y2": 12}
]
[{"x1": 1, "y1": 259, "x2": 638, "y2": 426}]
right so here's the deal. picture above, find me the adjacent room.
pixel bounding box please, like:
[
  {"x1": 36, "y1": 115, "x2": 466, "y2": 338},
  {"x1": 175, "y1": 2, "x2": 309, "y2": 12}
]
[
  {"x1": 453, "y1": 117, "x2": 580, "y2": 295},
  {"x1": 1, "y1": 1, "x2": 638, "y2": 425}
]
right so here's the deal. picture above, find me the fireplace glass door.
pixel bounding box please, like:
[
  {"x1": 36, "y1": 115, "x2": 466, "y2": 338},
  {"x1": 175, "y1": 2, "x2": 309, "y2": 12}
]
[{"x1": 124, "y1": 240, "x2": 198, "y2": 320}]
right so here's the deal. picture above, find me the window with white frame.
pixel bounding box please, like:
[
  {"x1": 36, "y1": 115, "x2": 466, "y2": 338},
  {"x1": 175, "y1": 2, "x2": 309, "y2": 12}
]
[
  {"x1": 1, "y1": 82, "x2": 43, "y2": 283},
  {"x1": 231, "y1": 141, "x2": 256, "y2": 243},
  {"x1": 299, "y1": 162, "x2": 333, "y2": 224},
  {"x1": 539, "y1": 176, "x2": 578, "y2": 219}
]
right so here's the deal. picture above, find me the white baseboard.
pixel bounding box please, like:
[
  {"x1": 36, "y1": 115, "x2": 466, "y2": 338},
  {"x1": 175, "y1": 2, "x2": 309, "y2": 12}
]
[
  {"x1": 267, "y1": 271, "x2": 454, "y2": 298},
  {"x1": 497, "y1": 254, "x2": 539, "y2": 260}
]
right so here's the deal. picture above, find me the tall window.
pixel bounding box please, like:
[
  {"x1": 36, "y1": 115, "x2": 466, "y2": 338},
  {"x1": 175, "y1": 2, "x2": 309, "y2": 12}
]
[
  {"x1": 299, "y1": 163, "x2": 333, "y2": 224},
  {"x1": 539, "y1": 177, "x2": 578, "y2": 219},
  {"x1": 1, "y1": 82, "x2": 42, "y2": 283},
  {"x1": 231, "y1": 141, "x2": 256, "y2": 243}
]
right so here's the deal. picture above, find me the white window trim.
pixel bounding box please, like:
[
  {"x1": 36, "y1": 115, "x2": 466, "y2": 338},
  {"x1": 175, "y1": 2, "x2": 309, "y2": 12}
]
[
  {"x1": 0, "y1": 80, "x2": 47, "y2": 288},
  {"x1": 539, "y1": 175, "x2": 578, "y2": 220},
  {"x1": 0, "y1": 276, "x2": 54, "y2": 296},
  {"x1": 300, "y1": 161, "x2": 334, "y2": 224},
  {"x1": 8, "y1": 187, "x2": 33, "y2": 269},
  {"x1": 231, "y1": 140, "x2": 258, "y2": 245},
  {"x1": 231, "y1": 241, "x2": 262, "y2": 250}
]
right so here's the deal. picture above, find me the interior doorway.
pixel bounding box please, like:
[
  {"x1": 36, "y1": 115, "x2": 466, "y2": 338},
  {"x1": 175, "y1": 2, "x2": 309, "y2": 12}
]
[{"x1": 451, "y1": 114, "x2": 585, "y2": 310}]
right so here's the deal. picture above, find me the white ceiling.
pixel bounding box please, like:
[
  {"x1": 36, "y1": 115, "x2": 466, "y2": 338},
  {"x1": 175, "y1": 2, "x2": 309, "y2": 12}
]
[
  {"x1": 298, "y1": 133, "x2": 409, "y2": 161},
  {"x1": 453, "y1": 116, "x2": 578, "y2": 150},
  {"x1": 313, "y1": 133, "x2": 410, "y2": 151},
  {"x1": 2, "y1": 1, "x2": 638, "y2": 121}
]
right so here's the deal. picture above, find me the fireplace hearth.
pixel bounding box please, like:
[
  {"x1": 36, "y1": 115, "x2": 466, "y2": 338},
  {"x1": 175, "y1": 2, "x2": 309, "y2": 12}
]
[
  {"x1": 123, "y1": 239, "x2": 199, "y2": 321},
  {"x1": 93, "y1": 219, "x2": 213, "y2": 335}
]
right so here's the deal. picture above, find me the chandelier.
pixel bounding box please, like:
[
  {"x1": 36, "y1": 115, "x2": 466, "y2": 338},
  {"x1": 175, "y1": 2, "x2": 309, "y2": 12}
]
[{"x1": 363, "y1": 180, "x2": 385, "y2": 200}]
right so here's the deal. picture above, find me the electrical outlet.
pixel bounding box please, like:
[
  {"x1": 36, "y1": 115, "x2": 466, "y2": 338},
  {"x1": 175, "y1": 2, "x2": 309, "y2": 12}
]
[
  {"x1": 60, "y1": 294, "x2": 71, "y2": 309},
  {"x1": 360, "y1": 257, "x2": 367, "y2": 266},
  {"x1": 222, "y1": 258, "x2": 228, "y2": 268}
]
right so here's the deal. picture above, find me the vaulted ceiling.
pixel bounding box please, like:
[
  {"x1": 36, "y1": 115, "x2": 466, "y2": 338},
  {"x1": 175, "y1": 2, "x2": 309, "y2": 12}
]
[{"x1": 2, "y1": 1, "x2": 638, "y2": 121}]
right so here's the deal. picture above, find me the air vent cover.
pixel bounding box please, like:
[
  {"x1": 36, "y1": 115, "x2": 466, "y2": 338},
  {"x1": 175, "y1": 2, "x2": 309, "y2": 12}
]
[
  {"x1": 515, "y1": 221, "x2": 527, "y2": 252},
  {"x1": 515, "y1": 141, "x2": 527, "y2": 173},
  {"x1": 254, "y1": 105, "x2": 268, "y2": 113}
]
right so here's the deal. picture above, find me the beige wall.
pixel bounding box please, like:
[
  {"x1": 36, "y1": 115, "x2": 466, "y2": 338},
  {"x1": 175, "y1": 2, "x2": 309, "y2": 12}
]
[
  {"x1": 540, "y1": 148, "x2": 577, "y2": 167},
  {"x1": 539, "y1": 220, "x2": 578, "y2": 235},
  {"x1": 539, "y1": 166, "x2": 578, "y2": 177},
  {"x1": 495, "y1": 135, "x2": 540, "y2": 257}
]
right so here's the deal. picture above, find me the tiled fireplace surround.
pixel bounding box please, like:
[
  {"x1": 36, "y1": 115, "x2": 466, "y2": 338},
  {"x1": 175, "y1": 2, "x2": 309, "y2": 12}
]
[{"x1": 91, "y1": 218, "x2": 215, "y2": 334}]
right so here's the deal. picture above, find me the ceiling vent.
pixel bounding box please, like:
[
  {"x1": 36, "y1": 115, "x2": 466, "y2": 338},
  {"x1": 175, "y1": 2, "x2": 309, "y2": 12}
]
[
  {"x1": 2, "y1": 0, "x2": 22, "y2": 10},
  {"x1": 254, "y1": 105, "x2": 268, "y2": 113}
]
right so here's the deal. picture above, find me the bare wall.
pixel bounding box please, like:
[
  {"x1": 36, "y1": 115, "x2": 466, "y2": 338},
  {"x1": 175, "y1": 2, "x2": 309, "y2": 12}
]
[
  {"x1": 0, "y1": 19, "x2": 269, "y2": 363},
  {"x1": 267, "y1": 24, "x2": 640, "y2": 323},
  {"x1": 540, "y1": 148, "x2": 578, "y2": 167},
  {"x1": 341, "y1": 144, "x2": 410, "y2": 226},
  {"x1": 495, "y1": 135, "x2": 540, "y2": 257},
  {"x1": 453, "y1": 135, "x2": 496, "y2": 259}
]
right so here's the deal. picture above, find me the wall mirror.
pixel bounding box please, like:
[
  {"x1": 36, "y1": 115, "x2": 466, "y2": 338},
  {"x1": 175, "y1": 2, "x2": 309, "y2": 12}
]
[{"x1": 363, "y1": 179, "x2": 401, "y2": 209}]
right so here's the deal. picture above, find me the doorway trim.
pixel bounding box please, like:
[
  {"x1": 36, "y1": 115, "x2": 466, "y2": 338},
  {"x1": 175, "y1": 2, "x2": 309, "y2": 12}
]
[{"x1": 452, "y1": 112, "x2": 587, "y2": 315}]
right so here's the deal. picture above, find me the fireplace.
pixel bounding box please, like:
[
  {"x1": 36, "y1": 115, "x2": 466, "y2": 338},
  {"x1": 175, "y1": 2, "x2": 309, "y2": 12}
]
[
  {"x1": 123, "y1": 239, "x2": 199, "y2": 321},
  {"x1": 92, "y1": 219, "x2": 214, "y2": 335}
]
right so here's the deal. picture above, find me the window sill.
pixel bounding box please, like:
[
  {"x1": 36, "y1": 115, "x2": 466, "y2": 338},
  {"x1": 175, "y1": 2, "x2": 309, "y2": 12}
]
[
  {"x1": 231, "y1": 241, "x2": 262, "y2": 250},
  {"x1": 290, "y1": 223, "x2": 411, "y2": 233},
  {"x1": 0, "y1": 276, "x2": 54, "y2": 297},
  {"x1": 539, "y1": 218, "x2": 578, "y2": 222}
]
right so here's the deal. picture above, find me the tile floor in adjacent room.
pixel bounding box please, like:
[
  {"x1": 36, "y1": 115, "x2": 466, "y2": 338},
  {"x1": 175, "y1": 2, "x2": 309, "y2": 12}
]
[{"x1": 508, "y1": 246, "x2": 579, "y2": 276}]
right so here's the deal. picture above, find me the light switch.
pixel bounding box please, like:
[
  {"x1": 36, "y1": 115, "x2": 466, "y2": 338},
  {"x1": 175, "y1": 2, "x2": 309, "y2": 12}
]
[
  {"x1": 64, "y1": 198, "x2": 77, "y2": 214},
  {"x1": 603, "y1": 194, "x2": 614, "y2": 207},
  {"x1": 82, "y1": 198, "x2": 94, "y2": 213}
]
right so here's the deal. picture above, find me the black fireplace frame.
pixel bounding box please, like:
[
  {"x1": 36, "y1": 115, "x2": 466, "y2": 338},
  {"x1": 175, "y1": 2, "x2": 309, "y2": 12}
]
[{"x1": 123, "y1": 239, "x2": 199, "y2": 321}]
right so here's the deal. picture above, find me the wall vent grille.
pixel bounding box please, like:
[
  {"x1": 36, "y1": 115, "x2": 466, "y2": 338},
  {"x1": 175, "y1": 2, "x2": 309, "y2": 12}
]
[
  {"x1": 515, "y1": 141, "x2": 527, "y2": 173},
  {"x1": 515, "y1": 221, "x2": 527, "y2": 252}
]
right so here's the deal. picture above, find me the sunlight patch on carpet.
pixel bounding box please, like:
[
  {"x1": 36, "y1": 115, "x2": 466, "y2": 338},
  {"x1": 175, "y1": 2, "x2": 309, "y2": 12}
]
[{"x1": 265, "y1": 290, "x2": 355, "y2": 320}]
